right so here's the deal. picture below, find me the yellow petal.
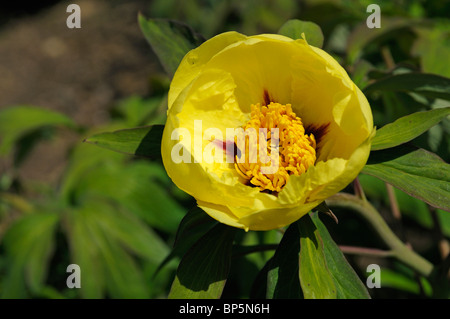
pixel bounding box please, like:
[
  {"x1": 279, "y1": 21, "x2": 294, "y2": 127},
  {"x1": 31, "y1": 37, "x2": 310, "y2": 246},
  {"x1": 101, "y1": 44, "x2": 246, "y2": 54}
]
[
  {"x1": 236, "y1": 202, "x2": 319, "y2": 231},
  {"x1": 279, "y1": 129, "x2": 375, "y2": 206},
  {"x1": 205, "y1": 37, "x2": 300, "y2": 111},
  {"x1": 168, "y1": 31, "x2": 247, "y2": 110},
  {"x1": 288, "y1": 40, "x2": 372, "y2": 161},
  {"x1": 162, "y1": 31, "x2": 375, "y2": 231},
  {"x1": 199, "y1": 198, "x2": 318, "y2": 231},
  {"x1": 197, "y1": 200, "x2": 244, "y2": 229},
  {"x1": 163, "y1": 67, "x2": 281, "y2": 212}
]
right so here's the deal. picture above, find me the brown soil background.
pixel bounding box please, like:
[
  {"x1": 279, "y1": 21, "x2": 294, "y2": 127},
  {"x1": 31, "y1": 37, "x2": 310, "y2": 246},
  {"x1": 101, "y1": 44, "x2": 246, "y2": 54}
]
[{"x1": 0, "y1": 0, "x2": 161, "y2": 186}]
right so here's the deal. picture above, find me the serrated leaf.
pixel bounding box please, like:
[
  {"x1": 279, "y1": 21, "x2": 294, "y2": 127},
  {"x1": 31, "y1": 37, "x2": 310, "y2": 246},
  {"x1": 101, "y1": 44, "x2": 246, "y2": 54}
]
[
  {"x1": 362, "y1": 145, "x2": 450, "y2": 211},
  {"x1": 168, "y1": 223, "x2": 236, "y2": 299},
  {"x1": 364, "y1": 73, "x2": 450, "y2": 100},
  {"x1": 84, "y1": 125, "x2": 164, "y2": 159},
  {"x1": 278, "y1": 19, "x2": 324, "y2": 48},
  {"x1": 266, "y1": 223, "x2": 302, "y2": 299},
  {"x1": 371, "y1": 107, "x2": 450, "y2": 150},
  {"x1": 298, "y1": 215, "x2": 337, "y2": 299},
  {"x1": 139, "y1": 14, "x2": 204, "y2": 77},
  {"x1": 0, "y1": 105, "x2": 75, "y2": 155},
  {"x1": 311, "y1": 213, "x2": 371, "y2": 299}
]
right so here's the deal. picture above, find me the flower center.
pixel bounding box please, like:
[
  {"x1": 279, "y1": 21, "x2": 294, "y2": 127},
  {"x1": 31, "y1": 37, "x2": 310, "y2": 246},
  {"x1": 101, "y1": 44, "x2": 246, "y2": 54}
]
[{"x1": 234, "y1": 102, "x2": 316, "y2": 193}]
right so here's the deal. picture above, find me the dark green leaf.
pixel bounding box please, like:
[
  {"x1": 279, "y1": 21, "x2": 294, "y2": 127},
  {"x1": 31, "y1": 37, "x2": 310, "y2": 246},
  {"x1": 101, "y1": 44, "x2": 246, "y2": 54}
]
[
  {"x1": 278, "y1": 19, "x2": 324, "y2": 48},
  {"x1": 364, "y1": 73, "x2": 450, "y2": 100},
  {"x1": 0, "y1": 105, "x2": 75, "y2": 155},
  {"x1": 311, "y1": 213, "x2": 371, "y2": 299},
  {"x1": 266, "y1": 223, "x2": 302, "y2": 299},
  {"x1": 139, "y1": 14, "x2": 204, "y2": 77},
  {"x1": 155, "y1": 207, "x2": 217, "y2": 276},
  {"x1": 168, "y1": 223, "x2": 236, "y2": 299},
  {"x1": 173, "y1": 207, "x2": 218, "y2": 248},
  {"x1": 362, "y1": 145, "x2": 450, "y2": 211},
  {"x1": 84, "y1": 125, "x2": 164, "y2": 159},
  {"x1": 298, "y1": 215, "x2": 337, "y2": 299},
  {"x1": 371, "y1": 107, "x2": 450, "y2": 150}
]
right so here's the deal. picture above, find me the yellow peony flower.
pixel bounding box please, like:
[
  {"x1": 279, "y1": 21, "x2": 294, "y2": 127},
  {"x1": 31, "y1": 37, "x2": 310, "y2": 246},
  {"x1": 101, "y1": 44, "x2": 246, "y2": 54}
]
[{"x1": 161, "y1": 31, "x2": 375, "y2": 231}]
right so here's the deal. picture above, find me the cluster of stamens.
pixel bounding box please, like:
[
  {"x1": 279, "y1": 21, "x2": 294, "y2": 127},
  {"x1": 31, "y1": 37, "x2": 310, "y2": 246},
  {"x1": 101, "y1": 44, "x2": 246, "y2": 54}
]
[{"x1": 234, "y1": 102, "x2": 316, "y2": 193}]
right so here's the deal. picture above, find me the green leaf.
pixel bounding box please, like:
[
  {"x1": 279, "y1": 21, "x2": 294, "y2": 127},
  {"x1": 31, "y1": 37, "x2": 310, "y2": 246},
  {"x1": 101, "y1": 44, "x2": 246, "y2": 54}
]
[
  {"x1": 379, "y1": 268, "x2": 432, "y2": 297},
  {"x1": 99, "y1": 233, "x2": 152, "y2": 299},
  {"x1": 298, "y1": 215, "x2": 337, "y2": 299},
  {"x1": 70, "y1": 160, "x2": 185, "y2": 233},
  {"x1": 351, "y1": 59, "x2": 374, "y2": 90},
  {"x1": 168, "y1": 223, "x2": 236, "y2": 299},
  {"x1": 85, "y1": 198, "x2": 170, "y2": 265},
  {"x1": 364, "y1": 73, "x2": 450, "y2": 100},
  {"x1": 114, "y1": 95, "x2": 165, "y2": 127},
  {"x1": 266, "y1": 223, "x2": 302, "y2": 299},
  {"x1": 278, "y1": 19, "x2": 324, "y2": 48},
  {"x1": 65, "y1": 207, "x2": 105, "y2": 298},
  {"x1": 0, "y1": 105, "x2": 75, "y2": 155},
  {"x1": 138, "y1": 14, "x2": 204, "y2": 77},
  {"x1": 412, "y1": 22, "x2": 450, "y2": 78},
  {"x1": 60, "y1": 141, "x2": 126, "y2": 202},
  {"x1": 362, "y1": 146, "x2": 450, "y2": 211},
  {"x1": 371, "y1": 107, "x2": 450, "y2": 150},
  {"x1": 358, "y1": 174, "x2": 436, "y2": 232},
  {"x1": 155, "y1": 207, "x2": 217, "y2": 276},
  {"x1": 173, "y1": 207, "x2": 218, "y2": 250},
  {"x1": 84, "y1": 125, "x2": 164, "y2": 159},
  {"x1": 347, "y1": 17, "x2": 412, "y2": 64},
  {"x1": 65, "y1": 201, "x2": 159, "y2": 298},
  {"x1": 437, "y1": 209, "x2": 450, "y2": 238},
  {"x1": 2, "y1": 211, "x2": 59, "y2": 298},
  {"x1": 311, "y1": 213, "x2": 371, "y2": 299}
]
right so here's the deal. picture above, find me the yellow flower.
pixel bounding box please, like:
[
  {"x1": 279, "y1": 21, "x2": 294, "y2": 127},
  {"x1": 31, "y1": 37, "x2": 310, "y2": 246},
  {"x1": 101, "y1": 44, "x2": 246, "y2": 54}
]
[{"x1": 161, "y1": 31, "x2": 375, "y2": 231}]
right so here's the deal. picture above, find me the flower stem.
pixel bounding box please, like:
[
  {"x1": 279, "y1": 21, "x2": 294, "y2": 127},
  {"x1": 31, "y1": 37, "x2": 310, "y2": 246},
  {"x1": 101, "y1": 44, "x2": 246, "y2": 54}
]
[
  {"x1": 338, "y1": 245, "x2": 394, "y2": 258},
  {"x1": 326, "y1": 193, "x2": 434, "y2": 277}
]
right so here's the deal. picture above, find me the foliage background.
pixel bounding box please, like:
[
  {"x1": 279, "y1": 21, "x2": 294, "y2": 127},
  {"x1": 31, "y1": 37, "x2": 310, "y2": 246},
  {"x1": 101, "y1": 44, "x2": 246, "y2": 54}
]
[{"x1": 0, "y1": 0, "x2": 449, "y2": 299}]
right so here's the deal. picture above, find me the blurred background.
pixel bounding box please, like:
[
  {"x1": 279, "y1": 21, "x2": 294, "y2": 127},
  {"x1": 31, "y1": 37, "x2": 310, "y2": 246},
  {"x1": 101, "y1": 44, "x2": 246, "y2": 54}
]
[{"x1": 0, "y1": 0, "x2": 449, "y2": 299}]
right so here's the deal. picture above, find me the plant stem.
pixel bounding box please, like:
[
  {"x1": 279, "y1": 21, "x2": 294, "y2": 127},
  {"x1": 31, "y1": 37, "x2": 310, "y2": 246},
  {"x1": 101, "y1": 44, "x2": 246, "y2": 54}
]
[
  {"x1": 353, "y1": 178, "x2": 367, "y2": 201},
  {"x1": 385, "y1": 183, "x2": 401, "y2": 221},
  {"x1": 326, "y1": 193, "x2": 434, "y2": 277},
  {"x1": 339, "y1": 245, "x2": 394, "y2": 258}
]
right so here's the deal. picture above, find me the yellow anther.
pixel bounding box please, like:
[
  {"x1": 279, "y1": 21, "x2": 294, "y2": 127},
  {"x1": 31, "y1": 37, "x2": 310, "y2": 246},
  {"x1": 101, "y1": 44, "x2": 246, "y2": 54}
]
[{"x1": 235, "y1": 102, "x2": 316, "y2": 193}]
